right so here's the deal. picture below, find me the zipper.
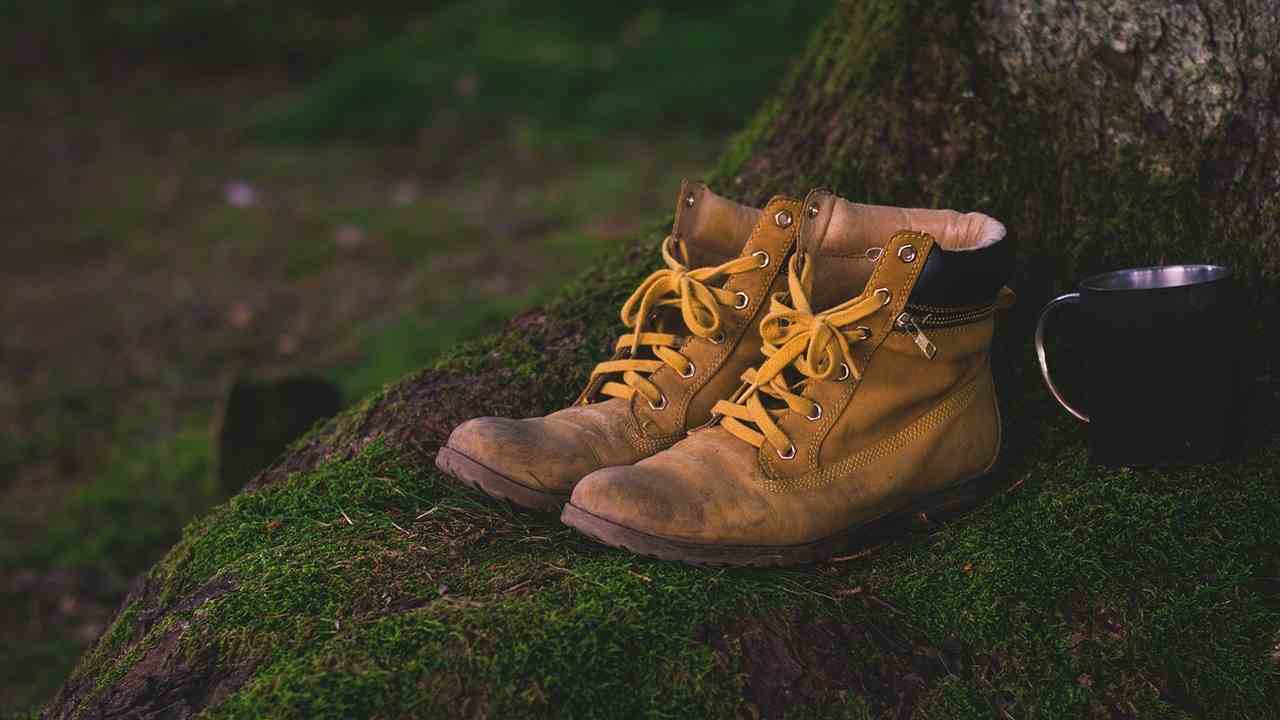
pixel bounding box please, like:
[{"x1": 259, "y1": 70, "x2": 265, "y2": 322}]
[
  {"x1": 894, "y1": 313, "x2": 938, "y2": 359},
  {"x1": 893, "y1": 301, "x2": 998, "y2": 359},
  {"x1": 904, "y1": 302, "x2": 999, "y2": 327}
]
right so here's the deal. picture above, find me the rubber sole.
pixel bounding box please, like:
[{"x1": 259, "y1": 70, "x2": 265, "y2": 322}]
[
  {"x1": 434, "y1": 446, "x2": 568, "y2": 512},
  {"x1": 560, "y1": 463, "x2": 1009, "y2": 567}
]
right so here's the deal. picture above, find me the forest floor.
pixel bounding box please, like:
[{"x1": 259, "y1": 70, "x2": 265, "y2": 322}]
[
  {"x1": 0, "y1": 2, "x2": 829, "y2": 711},
  {"x1": 13, "y1": 4, "x2": 1277, "y2": 718}
]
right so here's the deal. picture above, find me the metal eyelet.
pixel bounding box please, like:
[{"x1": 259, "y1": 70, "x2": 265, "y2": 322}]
[
  {"x1": 679, "y1": 362, "x2": 696, "y2": 379},
  {"x1": 898, "y1": 244, "x2": 917, "y2": 263},
  {"x1": 777, "y1": 444, "x2": 796, "y2": 460},
  {"x1": 774, "y1": 210, "x2": 793, "y2": 228},
  {"x1": 837, "y1": 362, "x2": 851, "y2": 381},
  {"x1": 685, "y1": 193, "x2": 696, "y2": 207},
  {"x1": 807, "y1": 203, "x2": 821, "y2": 218},
  {"x1": 753, "y1": 250, "x2": 770, "y2": 268},
  {"x1": 806, "y1": 403, "x2": 823, "y2": 421},
  {"x1": 856, "y1": 326, "x2": 872, "y2": 340},
  {"x1": 874, "y1": 288, "x2": 891, "y2": 305},
  {"x1": 734, "y1": 291, "x2": 750, "y2": 309},
  {"x1": 709, "y1": 331, "x2": 725, "y2": 344},
  {"x1": 648, "y1": 393, "x2": 668, "y2": 410},
  {"x1": 866, "y1": 247, "x2": 884, "y2": 262}
]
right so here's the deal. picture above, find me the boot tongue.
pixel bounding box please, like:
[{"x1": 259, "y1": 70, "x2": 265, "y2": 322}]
[
  {"x1": 671, "y1": 179, "x2": 762, "y2": 268},
  {"x1": 800, "y1": 193, "x2": 1005, "y2": 311}
]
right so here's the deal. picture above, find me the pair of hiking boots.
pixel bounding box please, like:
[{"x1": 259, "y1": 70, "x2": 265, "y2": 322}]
[{"x1": 436, "y1": 180, "x2": 1015, "y2": 567}]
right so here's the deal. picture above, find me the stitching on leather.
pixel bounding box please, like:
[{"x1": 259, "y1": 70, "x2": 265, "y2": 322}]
[
  {"x1": 761, "y1": 230, "x2": 934, "y2": 490},
  {"x1": 797, "y1": 189, "x2": 832, "y2": 256},
  {"x1": 812, "y1": 230, "x2": 930, "y2": 476},
  {"x1": 762, "y1": 372, "x2": 982, "y2": 493},
  {"x1": 758, "y1": 230, "x2": 931, "y2": 481},
  {"x1": 624, "y1": 420, "x2": 682, "y2": 455},
  {"x1": 918, "y1": 324, "x2": 974, "y2": 336},
  {"x1": 667, "y1": 310, "x2": 737, "y2": 429},
  {"x1": 582, "y1": 428, "x2": 607, "y2": 466},
  {"x1": 818, "y1": 251, "x2": 879, "y2": 260},
  {"x1": 980, "y1": 367, "x2": 1001, "y2": 475},
  {"x1": 673, "y1": 200, "x2": 796, "y2": 429},
  {"x1": 636, "y1": 204, "x2": 790, "y2": 434}
]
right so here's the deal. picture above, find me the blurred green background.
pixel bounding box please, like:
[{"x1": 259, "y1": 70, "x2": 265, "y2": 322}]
[{"x1": 0, "y1": 0, "x2": 832, "y2": 712}]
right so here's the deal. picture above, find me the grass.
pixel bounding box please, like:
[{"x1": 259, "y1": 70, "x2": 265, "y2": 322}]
[
  {"x1": 332, "y1": 297, "x2": 534, "y2": 403},
  {"x1": 249, "y1": 0, "x2": 834, "y2": 143},
  {"x1": 3, "y1": 420, "x2": 218, "y2": 574}
]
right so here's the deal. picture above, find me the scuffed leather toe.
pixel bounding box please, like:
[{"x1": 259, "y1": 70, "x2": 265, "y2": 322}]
[
  {"x1": 571, "y1": 464, "x2": 700, "y2": 539},
  {"x1": 445, "y1": 416, "x2": 587, "y2": 494},
  {"x1": 571, "y1": 430, "x2": 772, "y2": 544}
]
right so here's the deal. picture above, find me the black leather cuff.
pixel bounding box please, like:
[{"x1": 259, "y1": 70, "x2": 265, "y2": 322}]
[{"x1": 908, "y1": 237, "x2": 1014, "y2": 307}]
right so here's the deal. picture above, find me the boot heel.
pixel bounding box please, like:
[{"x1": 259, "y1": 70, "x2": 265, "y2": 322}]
[{"x1": 901, "y1": 460, "x2": 1009, "y2": 532}]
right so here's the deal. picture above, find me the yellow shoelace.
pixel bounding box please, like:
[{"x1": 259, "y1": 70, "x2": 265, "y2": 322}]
[
  {"x1": 713, "y1": 253, "x2": 888, "y2": 456},
  {"x1": 588, "y1": 235, "x2": 764, "y2": 406}
]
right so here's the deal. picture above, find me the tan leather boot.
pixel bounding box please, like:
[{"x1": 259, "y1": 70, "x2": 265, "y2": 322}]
[
  {"x1": 437, "y1": 183, "x2": 876, "y2": 511},
  {"x1": 563, "y1": 195, "x2": 1015, "y2": 564}
]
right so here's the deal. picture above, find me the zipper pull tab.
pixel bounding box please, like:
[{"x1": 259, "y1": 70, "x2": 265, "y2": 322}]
[{"x1": 896, "y1": 312, "x2": 937, "y2": 359}]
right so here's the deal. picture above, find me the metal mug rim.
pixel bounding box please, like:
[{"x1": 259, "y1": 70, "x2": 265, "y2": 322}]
[{"x1": 1080, "y1": 264, "x2": 1231, "y2": 293}]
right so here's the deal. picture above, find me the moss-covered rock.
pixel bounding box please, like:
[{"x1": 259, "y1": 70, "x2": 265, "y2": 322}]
[{"x1": 45, "y1": 1, "x2": 1280, "y2": 717}]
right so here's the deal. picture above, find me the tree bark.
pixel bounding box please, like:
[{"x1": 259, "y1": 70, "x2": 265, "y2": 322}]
[
  {"x1": 46, "y1": 1, "x2": 1280, "y2": 718},
  {"x1": 725, "y1": 0, "x2": 1278, "y2": 306}
]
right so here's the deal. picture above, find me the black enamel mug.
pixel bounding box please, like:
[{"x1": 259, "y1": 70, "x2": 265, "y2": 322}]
[{"x1": 1034, "y1": 265, "x2": 1243, "y2": 466}]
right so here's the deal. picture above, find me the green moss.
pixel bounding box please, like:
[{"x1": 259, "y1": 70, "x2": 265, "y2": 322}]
[
  {"x1": 65, "y1": 602, "x2": 139, "y2": 688},
  {"x1": 39, "y1": 0, "x2": 1280, "y2": 716},
  {"x1": 52, "y1": 391, "x2": 1280, "y2": 717},
  {"x1": 203, "y1": 579, "x2": 744, "y2": 718},
  {"x1": 712, "y1": 98, "x2": 784, "y2": 183},
  {"x1": 65, "y1": 617, "x2": 177, "y2": 720},
  {"x1": 915, "y1": 678, "x2": 987, "y2": 719},
  {"x1": 115, "y1": 442, "x2": 771, "y2": 717},
  {"x1": 875, "y1": 419, "x2": 1280, "y2": 716}
]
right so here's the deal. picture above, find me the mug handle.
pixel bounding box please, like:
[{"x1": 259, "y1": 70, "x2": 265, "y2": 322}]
[{"x1": 1034, "y1": 292, "x2": 1090, "y2": 422}]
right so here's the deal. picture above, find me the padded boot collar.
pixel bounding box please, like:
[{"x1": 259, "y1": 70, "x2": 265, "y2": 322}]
[
  {"x1": 671, "y1": 179, "x2": 762, "y2": 266},
  {"x1": 909, "y1": 234, "x2": 1016, "y2": 308},
  {"x1": 797, "y1": 194, "x2": 1007, "y2": 310}
]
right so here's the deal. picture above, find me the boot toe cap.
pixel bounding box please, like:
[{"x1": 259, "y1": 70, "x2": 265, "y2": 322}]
[
  {"x1": 444, "y1": 416, "x2": 593, "y2": 493},
  {"x1": 569, "y1": 430, "x2": 776, "y2": 546},
  {"x1": 570, "y1": 464, "x2": 706, "y2": 542}
]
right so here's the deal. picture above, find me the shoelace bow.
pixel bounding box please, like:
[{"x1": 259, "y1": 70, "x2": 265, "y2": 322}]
[
  {"x1": 588, "y1": 235, "x2": 763, "y2": 406},
  {"x1": 713, "y1": 253, "x2": 889, "y2": 456}
]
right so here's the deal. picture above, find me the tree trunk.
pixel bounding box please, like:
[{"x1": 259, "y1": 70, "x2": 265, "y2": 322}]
[{"x1": 46, "y1": 1, "x2": 1280, "y2": 718}]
